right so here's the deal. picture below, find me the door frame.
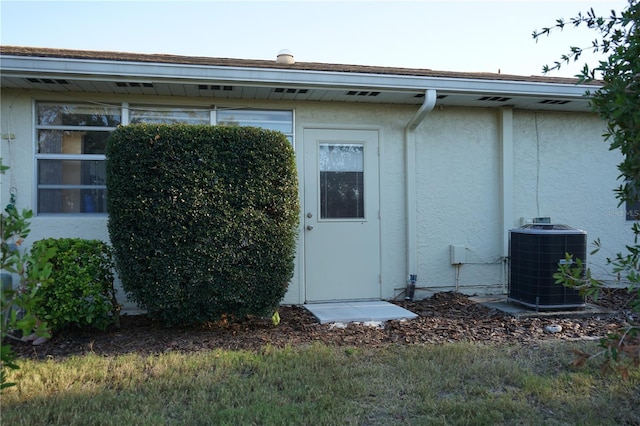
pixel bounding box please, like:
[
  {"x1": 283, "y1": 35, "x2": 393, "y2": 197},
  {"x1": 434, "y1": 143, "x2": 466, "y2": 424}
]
[{"x1": 300, "y1": 124, "x2": 383, "y2": 303}]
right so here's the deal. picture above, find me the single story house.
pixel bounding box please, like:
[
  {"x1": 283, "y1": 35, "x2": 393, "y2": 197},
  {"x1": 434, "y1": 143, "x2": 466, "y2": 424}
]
[{"x1": 0, "y1": 46, "x2": 634, "y2": 310}]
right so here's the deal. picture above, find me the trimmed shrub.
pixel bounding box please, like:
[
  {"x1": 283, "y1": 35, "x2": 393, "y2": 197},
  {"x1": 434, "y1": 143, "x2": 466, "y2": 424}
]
[
  {"x1": 30, "y1": 238, "x2": 119, "y2": 331},
  {"x1": 106, "y1": 124, "x2": 299, "y2": 326}
]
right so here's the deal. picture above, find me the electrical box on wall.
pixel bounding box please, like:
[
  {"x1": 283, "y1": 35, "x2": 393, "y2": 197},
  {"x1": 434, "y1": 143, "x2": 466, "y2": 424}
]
[{"x1": 450, "y1": 245, "x2": 465, "y2": 265}]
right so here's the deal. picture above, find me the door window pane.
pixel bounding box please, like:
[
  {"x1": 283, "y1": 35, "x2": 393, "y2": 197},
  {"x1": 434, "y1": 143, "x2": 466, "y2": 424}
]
[{"x1": 319, "y1": 144, "x2": 364, "y2": 219}]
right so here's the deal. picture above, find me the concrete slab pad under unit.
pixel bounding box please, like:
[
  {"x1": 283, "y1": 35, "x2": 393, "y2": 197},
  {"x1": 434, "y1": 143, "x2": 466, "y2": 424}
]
[
  {"x1": 470, "y1": 295, "x2": 612, "y2": 320},
  {"x1": 304, "y1": 301, "x2": 418, "y2": 324}
]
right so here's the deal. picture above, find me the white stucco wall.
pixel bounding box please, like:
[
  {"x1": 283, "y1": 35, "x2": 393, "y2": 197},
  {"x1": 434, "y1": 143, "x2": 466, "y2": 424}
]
[
  {"x1": 413, "y1": 107, "x2": 504, "y2": 298},
  {"x1": 512, "y1": 110, "x2": 631, "y2": 284},
  {"x1": 1, "y1": 88, "x2": 631, "y2": 308},
  {"x1": 409, "y1": 107, "x2": 631, "y2": 299},
  {"x1": 1, "y1": 91, "x2": 33, "y2": 213}
]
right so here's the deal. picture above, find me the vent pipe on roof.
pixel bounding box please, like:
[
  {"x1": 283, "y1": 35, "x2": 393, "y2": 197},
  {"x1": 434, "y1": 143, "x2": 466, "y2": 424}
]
[{"x1": 276, "y1": 49, "x2": 295, "y2": 65}]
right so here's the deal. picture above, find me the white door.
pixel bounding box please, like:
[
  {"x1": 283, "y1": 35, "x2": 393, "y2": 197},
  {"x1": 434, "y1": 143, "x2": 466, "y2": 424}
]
[{"x1": 303, "y1": 128, "x2": 381, "y2": 302}]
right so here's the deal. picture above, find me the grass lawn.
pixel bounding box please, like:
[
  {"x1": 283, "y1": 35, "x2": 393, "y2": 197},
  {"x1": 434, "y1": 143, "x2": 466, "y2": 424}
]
[{"x1": 2, "y1": 340, "x2": 639, "y2": 425}]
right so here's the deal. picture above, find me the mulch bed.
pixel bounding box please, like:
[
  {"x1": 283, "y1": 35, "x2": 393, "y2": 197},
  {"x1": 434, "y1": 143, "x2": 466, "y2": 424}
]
[{"x1": 8, "y1": 289, "x2": 638, "y2": 361}]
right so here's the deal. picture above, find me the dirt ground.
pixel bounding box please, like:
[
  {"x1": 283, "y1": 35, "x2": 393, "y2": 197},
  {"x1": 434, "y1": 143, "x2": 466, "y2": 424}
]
[{"x1": 8, "y1": 289, "x2": 638, "y2": 361}]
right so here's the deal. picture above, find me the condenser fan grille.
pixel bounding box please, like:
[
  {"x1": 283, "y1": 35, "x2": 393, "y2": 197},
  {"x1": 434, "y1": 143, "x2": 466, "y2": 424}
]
[{"x1": 509, "y1": 224, "x2": 586, "y2": 310}]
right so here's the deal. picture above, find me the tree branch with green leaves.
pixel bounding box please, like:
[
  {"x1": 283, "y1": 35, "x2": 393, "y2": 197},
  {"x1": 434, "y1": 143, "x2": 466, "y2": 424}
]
[{"x1": 537, "y1": 0, "x2": 640, "y2": 376}]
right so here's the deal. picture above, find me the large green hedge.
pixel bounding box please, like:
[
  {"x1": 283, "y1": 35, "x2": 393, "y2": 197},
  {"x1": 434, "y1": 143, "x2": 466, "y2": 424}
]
[{"x1": 106, "y1": 124, "x2": 298, "y2": 325}]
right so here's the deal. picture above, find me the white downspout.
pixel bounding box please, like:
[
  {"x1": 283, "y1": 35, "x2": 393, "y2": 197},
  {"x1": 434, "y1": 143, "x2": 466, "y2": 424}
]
[
  {"x1": 404, "y1": 89, "x2": 437, "y2": 299},
  {"x1": 499, "y1": 107, "x2": 514, "y2": 293}
]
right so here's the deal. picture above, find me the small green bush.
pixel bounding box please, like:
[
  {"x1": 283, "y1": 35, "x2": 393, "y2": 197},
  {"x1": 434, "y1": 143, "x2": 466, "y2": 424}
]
[
  {"x1": 106, "y1": 124, "x2": 299, "y2": 326},
  {"x1": 30, "y1": 238, "x2": 119, "y2": 331}
]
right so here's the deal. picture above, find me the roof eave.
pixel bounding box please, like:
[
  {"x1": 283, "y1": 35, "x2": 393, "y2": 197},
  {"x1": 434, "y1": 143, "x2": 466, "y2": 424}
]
[{"x1": 0, "y1": 54, "x2": 599, "y2": 100}]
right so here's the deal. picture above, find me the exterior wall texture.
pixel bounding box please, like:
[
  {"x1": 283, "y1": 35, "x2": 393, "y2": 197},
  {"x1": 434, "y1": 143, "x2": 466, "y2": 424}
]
[
  {"x1": 415, "y1": 107, "x2": 503, "y2": 298},
  {"x1": 1, "y1": 88, "x2": 631, "y2": 309},
  {"x1": 512, "y1": 110, "x2": 631, "y2": 285}
]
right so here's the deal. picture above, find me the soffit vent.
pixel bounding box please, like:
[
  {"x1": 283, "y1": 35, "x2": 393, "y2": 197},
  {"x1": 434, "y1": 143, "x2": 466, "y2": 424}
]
[
  {"x1": 539, "y1": 99, "x2": 571, "y2": 105},
  {"x1": 273, "y1": 88, "x2": 309, "y2": 94},
  {"x1": 26, "y1": 78, "x2": 69, "y2": 85},
  {"x1": 477, "y1": 96, "x2": 512, "y2": 102},
  {"x1": 198, "y1": 85, "x2": 234, "y2": 91},
  {"x1": 414, "y1": 94, "x2": 447, "y2": 99},
  {"x1": 346, "y1": 91, "x2": 380, "y2": 97},
  {"x1": 115, "y1": 82, "x2": 154, "y2": 88}
]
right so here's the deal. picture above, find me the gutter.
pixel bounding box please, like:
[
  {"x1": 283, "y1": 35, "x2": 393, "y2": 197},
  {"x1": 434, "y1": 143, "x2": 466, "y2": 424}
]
[
  {"x1": 0, "y1": 55, "x2": 598, "y2": 98},
  {"x1": 404, "y1": 89, "x2": 437, "y2": 300}
]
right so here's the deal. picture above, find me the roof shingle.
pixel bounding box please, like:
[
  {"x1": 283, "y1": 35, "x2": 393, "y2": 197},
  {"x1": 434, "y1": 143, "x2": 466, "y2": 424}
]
[{"x1": 0, "y1": 45, "x2": 595, "y2": 85}]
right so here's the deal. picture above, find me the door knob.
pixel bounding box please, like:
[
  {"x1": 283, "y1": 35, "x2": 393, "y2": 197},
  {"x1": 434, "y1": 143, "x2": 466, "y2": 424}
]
[{"x1": 306, "y1": 225, "x2": 314, "y2": 231}]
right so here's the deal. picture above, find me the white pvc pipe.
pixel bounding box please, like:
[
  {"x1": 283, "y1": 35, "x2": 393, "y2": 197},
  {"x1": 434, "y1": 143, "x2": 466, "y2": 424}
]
[
  {"x1": 404, "y1": 89, "x2": 437, "y2": 296},
  {"x1": 499, "y1": 108, "x2": 514, "y2": 258},
  {"x1": 499, "y1": 108, "x2": 514, "y2": 294}
]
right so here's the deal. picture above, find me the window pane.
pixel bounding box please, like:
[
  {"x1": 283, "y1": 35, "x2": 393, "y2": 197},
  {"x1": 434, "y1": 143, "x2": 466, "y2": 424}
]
[
  {"x1": 37, "y1": 103, "x2": 120, "y2": 127},
  {"x1": 38, "y1": 188, "x2": 106, "y2": 214},
  {"x1": 37, "y1": 158, "x2": 106, "y2": 214},
  {"x1": 130, "y1": 106, "x2": 209, "y2": 124},
  {"x1": 38, "y1": 130, "x2": 110, "y2": 154},
  {"x1": 320, "y1": 144, "x2": 363, "y2": 172},
  {"x1": 319, "y1": 144, "x2": 364, "y2": 219},
  {"x1": 217, "y1": 109, "x2": 293, "y2": 133},
  {"x1": 38, "y1": 159, "x2": 106, "y2": 186}
]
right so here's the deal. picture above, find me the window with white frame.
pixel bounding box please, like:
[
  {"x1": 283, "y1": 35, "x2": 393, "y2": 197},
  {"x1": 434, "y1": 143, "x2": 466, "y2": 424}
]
[
  {"x1": 35, "y1": 102, "x2": 294, "y2": 214},
  {"x1": 128, "y1": 106, "x2": 294, "y2": 142},
  {"x1": 36, "y1": 102, "x2": 120, "y2": 214}
]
